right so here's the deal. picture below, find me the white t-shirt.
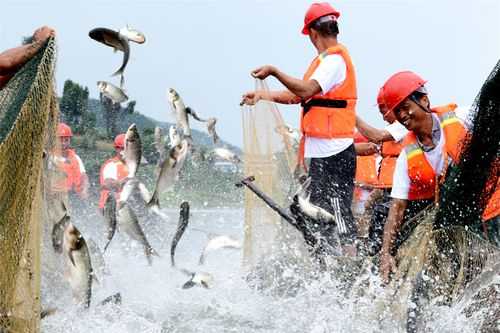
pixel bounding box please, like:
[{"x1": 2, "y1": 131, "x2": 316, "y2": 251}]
[
  {"x1": 102, "y1": 161, "x2": 120, "y2": 180},
  {"x1": 391, "y1": 107, "x2": 471, "y2": 200},
  {"x1": 304, "y1": 54, "x2": 353, "y2": 158},
  {"x1": 385, "y1": 121, "x2": 408, "y2": 142}
]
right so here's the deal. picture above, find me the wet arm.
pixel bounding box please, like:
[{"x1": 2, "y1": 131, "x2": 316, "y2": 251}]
[
  {"x1": 272, "y1": 68, "x2": 321, "y2": 100},
  {"x1": 0, "y1": 40, "x2": 44, "y2": 76},
  {"x1": 381, "y1": 198, "x2": 407, "y2": 255},
  {"x1": 356, "y1": 116, "x2": 393, "y2": 144},
  {"x1": 258, "y1": 90, "x2": 302, "y2": 105}
]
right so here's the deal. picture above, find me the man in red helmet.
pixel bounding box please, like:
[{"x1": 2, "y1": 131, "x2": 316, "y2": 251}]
[
  {"x1": 242, "y1": 2, "x2": 357, "y2": 255},
  {"x1": 50, "y1": 123, "x2": 89, "y2": 200},
  {"x1": 241, "y1": 2, "x2": 358, "y2": 256},
  {"x1": 0, "y1": 26, "x2": 55, "y2": 90},
  {"x1": 98, "y1": 133, "x2": 130, "y2": 212},
  {"x1": 377, "y1": 71, "x2": 499, "y2": 282}
]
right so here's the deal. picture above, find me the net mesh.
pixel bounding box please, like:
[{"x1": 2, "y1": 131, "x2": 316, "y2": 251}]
[
  {"x1": 241, "y1": 80, "x2": 312, "y2": 288},
  {"x1": 0, "y1": 38, "x2": 58, "y2": 333}
]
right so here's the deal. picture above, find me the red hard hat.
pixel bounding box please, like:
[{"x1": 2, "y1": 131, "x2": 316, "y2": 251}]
[
  {"x1": 302, "y1": 2, "x2": 340, "y2": 35},
  {"x1": 57, "y1": 123, "x2": 73, "y2": 137},
  {"x1": 114, "y1": 133, "x2": 126, "y2": 148},
  {"x1": 379, "y1": 71, "x2": 427, "y2": 113},
  {"x1": 353, "y1": 131, "x2": 369, "y2": 144}
]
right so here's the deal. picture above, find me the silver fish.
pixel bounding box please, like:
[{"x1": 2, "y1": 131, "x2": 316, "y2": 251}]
[
  {"x1": 207, "y1": 117, "x2": 219, "y2": 144},
  {"x1": 198, "y1": 235, "x2": 241, "y2": 265},
  {"x1": 88, "y1": 27, "x2": 130, "y2": 88},
  {"x1": 118, "y1": 25, "x2": 146, "y2": 44},
  {"x1": 97, "y1": 81, "x2": 128, "y2": 104},
  {"x1": 52, "y1": 211, "x2": 70, "y2": 254},
  {"x1": 148, "y1": 140, "x2": 189, "y2": 208},
  {"x1": 297, "y1": 195, "x2": 336, "y2": 225},
  {"x1": 63, "y1": 222, "x2": 93, "y2": 308},
  {"x1": 123, "y1": 123, "x2": 142, "y2": 178},
  {"x1": 117, "y1": 203, "x2": 158, "y2": 265},
  {"x1": 170, "y1": 201, "x2": 190, "y2": 267},
  {"x1": 118, "y1": 177, "x2": 138, "y2": 207},
  {"x1": 86, "y1": 238, "x2": 109, "y2": 279},
  {"x1": 154, "y1": 126, "x2": 166, "y2": 160},
  {"x1": 136, "y1": 181, "x2": 168, "y2": 220},
  {"x1": 213, "y1": 147, "x2": 241, "y2": 164},
  {"x1": 169, "y1": 125, "x2": 181, "y2": 148},
  {"x1": 168, "y1": 88, "x2": 192, "y2": 141},
  {"x1": 103, "y1": 193, "x2": 117, "y2": 252},
  {"x1": 180, "y1": 269, "x2": 213, "y2": 289}
]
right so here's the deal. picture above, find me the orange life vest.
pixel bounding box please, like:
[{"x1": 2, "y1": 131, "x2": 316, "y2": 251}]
[
  {"x1": 483, "y1": 176, "x2": 500, "y2": 221},
  {"x1": 376, "y1": 140, "x2": 404, "y2": 189},
  {"x1": 52, "y1": 149, "x2": 84, "y2": 194},
  {"x1": 298, "y1": 43, "x2": 357, "y2": 166},
  {"x1": 355, "y1": 155, "x2": 378, "y2": 187},
  {"x1": 98, "y1": 156, "x2": 129, "y2": 209},
  {"x1": 403, "y1": 104, "x2": 466, "y2": 201}
]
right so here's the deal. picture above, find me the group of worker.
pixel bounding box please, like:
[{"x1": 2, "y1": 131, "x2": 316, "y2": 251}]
[
  {"x1": 241, "y1": 2, "x2": 499, "y2": 281},
  {"x1": 47, "y1": 122, "x2": 131, "y2": 213},
  {"x1": 1, "y1": 4, "x2": 499, "y2": 284}
]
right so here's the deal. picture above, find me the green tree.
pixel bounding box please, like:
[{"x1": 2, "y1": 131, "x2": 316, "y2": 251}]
[{"x1": 59, "y1": 80, "x2": 90, "y2": 134}]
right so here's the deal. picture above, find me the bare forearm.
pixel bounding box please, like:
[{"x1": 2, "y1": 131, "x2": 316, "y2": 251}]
[
  {"x1": 356, "y1": 116, "x2": 393, "y2": 144},
  {"x1": 0, "y1": 41, "x2": 43, "y2": 75},
  {"x1": 381, "y1": 199, "x2": 407, "y2": 255},
  {"x1": 273, "y1": 68, "x2": 321, "y2": 100}
]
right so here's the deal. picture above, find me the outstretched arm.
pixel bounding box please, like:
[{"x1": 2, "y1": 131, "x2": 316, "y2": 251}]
[
  {"x1": 356, "y1": 116, "x2": 394, "y2": 144},
  {"x1": 0, "y1": 26, "x2": 55, "y2": 84}
]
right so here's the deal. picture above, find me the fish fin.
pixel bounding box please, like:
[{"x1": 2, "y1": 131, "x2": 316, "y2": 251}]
[
  {"x1": 146, "y1": 192, "x2": 160, "y2": 209},
  {"x1": 182, "y1": 280, "x2": 196, "y2": 289},
  {"x1": 99, "y1": 292, "x2": 122, "y2": 306},
  {"x1": 111, "y1": 35, "x2": 130, "y2": 78},
  {"x1": 68, "y1": 250, "x2": 76, "y2": 267},
  {"x1": 201, "y1": 281, "x2": 209, "y2": 289},
  {"x1": 40, "y1": 307, "x2": 58, "y2": 319}
]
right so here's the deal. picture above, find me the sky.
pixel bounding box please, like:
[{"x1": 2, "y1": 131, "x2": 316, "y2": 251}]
[{"x1": 1, "y1": 0, "x2": 499, "y2": 147}]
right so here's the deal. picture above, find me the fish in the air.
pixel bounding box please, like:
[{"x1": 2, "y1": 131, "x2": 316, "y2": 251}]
[
  {"x1": 168, "y1": 88, "x2": 192, "y2": 142},
  {"x1": 206, "y1": 117, "x2": 219, "y2": 144},
  {"x1": 198, "y1": 235, "x2": 241, "y2": 265},
  {"x1": 169, "y1": 125, "x2": 181, "y2": 148},
  {"x1": 180, "y1": 269, "x2": 213, "y2": 289},
  {"x1": 117, "y1": 203, "x2": 158, "y2": 265},
  {"x1": 52, "y1": 210, "x2": 70, "y2": 254},
  {"x1": 123, "y1": 123, "x2": 142, "y2": 178},
  {"x1": 213, "y1": 147, "x2": 241, "y2": 164},
  {"x1": 147, "y1": 140, "x2": 189, "y2": 208},
  {"x1": 97, "y1": 81, "x2": 128, "y2": 104},
  {"x1": 154, "y1": 126, "x2": 166, "y2": 160},
  {"x1": 103, "y1": 193, "x2": 118, "y2": 252},
  {"x1": 170, "y1": 201, "x2": 190, "y2": 267},
  {"x1": 62, "y1": 222, "x2": 93, "y2": 308}
]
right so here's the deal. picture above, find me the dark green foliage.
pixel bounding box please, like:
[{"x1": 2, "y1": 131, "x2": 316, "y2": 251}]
[{"x1": 59, "y1": 80, "x2": 90, "y2": 135}]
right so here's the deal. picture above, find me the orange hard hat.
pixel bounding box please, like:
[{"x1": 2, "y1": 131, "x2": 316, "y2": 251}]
[
  {"x1": 379, "y1": 71, "x2": 427, "y2": 113},
  {"x1": 302, "y1": 2, "x2": 340, "y2": 35},
  {"x1": 114, "y1": 133, "x2": 126, "y2": 148},
  {"x1": 353, "y1": 131, "x2": 369, "y2": 144},
  {"x1": 57, "y1": 123, "x2": 73, "y2": 137}
]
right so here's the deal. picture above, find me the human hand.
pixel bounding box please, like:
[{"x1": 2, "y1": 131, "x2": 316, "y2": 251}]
[
  {"x1": 251, "y1": 65, "x2": 276, "y2": 80},
  {"x1": 380, "y1": 251, "x2": 395, "y2": 284},
  {"x1": 240, "y1": 91, "x2": 261, "y2": 106},
  {"x1": 366, "y1": 142, "x2": 380, "y2": 155},
  {"x1": 32, "y1": 26, "x2": 56, "y2": 44}
]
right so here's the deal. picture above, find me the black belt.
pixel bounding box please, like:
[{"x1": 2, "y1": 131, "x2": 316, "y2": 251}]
[{"x1": 301, "y1": 99, "x2": 348, "y2": 115}]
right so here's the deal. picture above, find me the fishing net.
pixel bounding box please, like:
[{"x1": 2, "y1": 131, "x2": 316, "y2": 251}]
[
  {"x1": 241, "y1": 80, "x2": 313, "y2": 290},
  {"x1": 0, "y1": 38, "x2": 59, "y2": 332},
  {"x1": 379, "y1": 60, "x2": 500, "y2": 331}
]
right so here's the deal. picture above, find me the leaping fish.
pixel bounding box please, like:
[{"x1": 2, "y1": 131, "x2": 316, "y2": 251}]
[
  {"x1": 198, "y1": 235, "x2": 241, "y2": 265},
  {"x1": 170, "y1": 201, "x2": 190, "y2": 267}
]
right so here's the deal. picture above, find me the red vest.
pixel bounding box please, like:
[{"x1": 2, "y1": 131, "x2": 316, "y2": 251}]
[
  {"x1": 52, "y1": 149, "x2": 84, "y2": 194},
  {"x1": 376, "y1": 140, "x2": 403, "y2": 188},
  {"x1": 298, "y1": 44, "x2": 357, "y2": 166},
  {"x1": 98, "y1": 156, "x2": 129, "y2": 209},
  {"x1": 355, "y1": 155, "x2": 378, "y2": 187}
]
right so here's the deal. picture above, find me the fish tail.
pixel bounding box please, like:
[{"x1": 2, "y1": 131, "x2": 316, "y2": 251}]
[{"x1": 146, "y1": 191, "x2": 160, "y2": 209}]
